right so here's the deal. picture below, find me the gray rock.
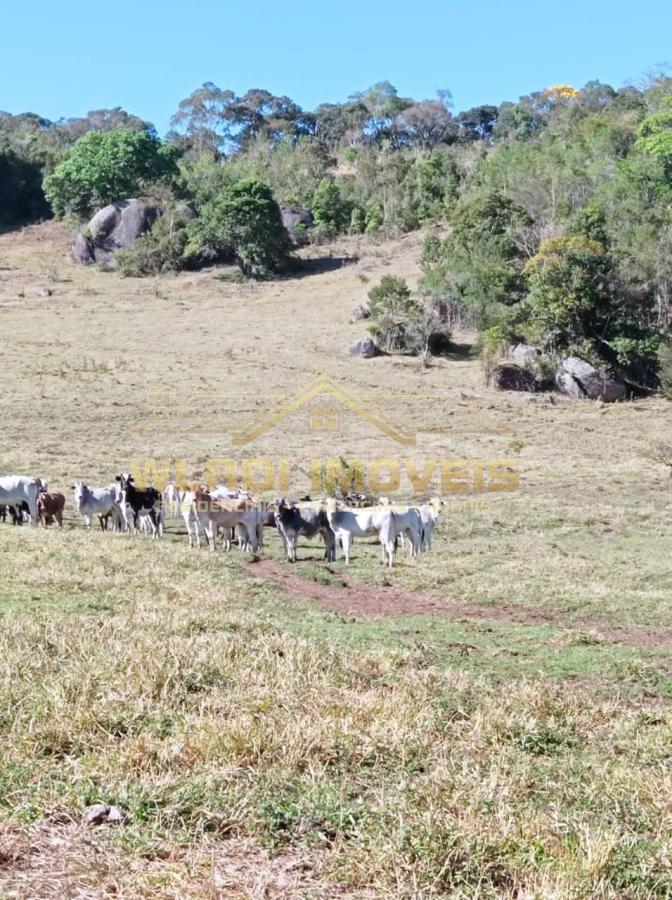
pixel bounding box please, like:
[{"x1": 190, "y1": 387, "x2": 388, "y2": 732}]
[
  {"x1": 106, "y1": 805, "x2": 128, "y2": 825},
  {"x1": 511, "y1": 343, "x2": 540, "y2": 363},
  {"x1": 73, "y1": 199, "x2": 160, "y2": 267},
  {"x1": 83, "y1": 803, "x2": 110, "y2": 826},
  {"x1": 491, "y1": 363, "x2": 538, "y2": 393},
  {"x1": 349, "y1": 336, "x2": 381, "y2": 359},
  {"x1": 73, "y1": 231, "x2": 95, "y2": 266},
  {"x1": 556, "y1": 356, "x2": 626, "y2": 402},
  {"x1": 82, "y1": 802, "x2": 128, "y2": 826},
  {"x1": 33, "y1": 286, "x2": 53, "y2": 298},
  {"x1": 280, "y1": 204, "x2": 313, "y2": 245},
  {"x1": 350, "y1": 304, "x2": 371, "y2": 322},
  {"x1": 173, "y1": 203, "x2": 197, "y2": 221}
]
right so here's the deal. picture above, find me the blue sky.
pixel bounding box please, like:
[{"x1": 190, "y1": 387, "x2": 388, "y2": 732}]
[{"x1": 4, "y1": 0, "x2": 671, "y2": 135}]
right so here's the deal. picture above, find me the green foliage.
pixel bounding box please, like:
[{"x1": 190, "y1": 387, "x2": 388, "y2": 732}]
[
  {"x1": 349, "y1": 206, "x2": 365, "y2": 234},
  {"x1": 116, "y1": 208, "x2": 196, "y2": 276},
  {"x1": 311, "y1": 178, "x2": 350, "y2": 236},
  {"x1": 523, "y1": 235, "x2": 612, "y2": 347},
  {"x1": 522, "y1": 235, "x2": 659, "y2": 379},
  {"x1": 364, "y1": 200, "x2": 384, "y2": 233},
  {"x1": 421, "y1": 192, "x2": 531, "y2": 329},
  {"x1": 635, "y1": 99, "x2": 672, "y2": 179},
  {"x1": 43, "y1": 129, "x2": 180, "y2": 218},
  {"x1": 189, "y1": 178, "x2": 291, "y2": 277},
  {"x1": 367, "y1": 275, "x2": 450, "y2": 356},
  {"x1": 368, "y1": 275, "x2": 416, "y2": 351},
  {"x1": 0, "y1": 143, "x2": 51, "y2": 230}
]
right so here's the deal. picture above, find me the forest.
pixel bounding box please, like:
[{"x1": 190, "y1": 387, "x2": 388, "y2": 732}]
[{"x1": 3, "y1": 75, "x2": 672, "y2": 387}]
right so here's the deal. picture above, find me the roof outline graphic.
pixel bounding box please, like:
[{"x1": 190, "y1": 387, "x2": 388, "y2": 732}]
[{"x1": 231, "y1": 374, "x2": 416, "y2": 446}]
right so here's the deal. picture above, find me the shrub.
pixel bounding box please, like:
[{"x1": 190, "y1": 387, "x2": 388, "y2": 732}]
[
  {"x1": 349, "y1": 207, "x2": 365, "y2": 234},
  {"x1": 367, "y1": 275, "x2": 450, "y2": 358},
  {"x1": 0, "y1": 145, "x2": 51, "y2": 230},
  {"x1": 365, "y1": 200, "x2": 384, "y2": 233},
  {"x1": 116, "y1": 209, "x2": 195, "y2": 276},
  {"x1": 44, "y1": 129, "x2": 180, "y2": 218},
  {"x1": 311, "y1": 178, "x2": 350, "y2": 236},
  {"x1": 188, "y1": 178, "x2": 291, "y2": 277}
]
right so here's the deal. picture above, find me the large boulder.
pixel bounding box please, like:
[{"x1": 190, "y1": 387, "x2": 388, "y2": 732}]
[
  {"x1": 280, "y1": 204, "x2": 313, "y2": 245},
  {"x1": 349, "y1": 336, "x2": 381, "y2": 359},
  {"x1": 556, "y1": 356, "x2": 626, "y2": 402},
  {"x1": 491, "y1": 363, "x2": 538, "y2": 393},
  {"x1": 73, "y1": 199, "x2": 160, "y2": 266}
]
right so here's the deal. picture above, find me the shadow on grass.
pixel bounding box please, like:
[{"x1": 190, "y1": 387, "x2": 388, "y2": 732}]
[{"x1": 287, "y1": 256, "x2": 359, "y2": 279}]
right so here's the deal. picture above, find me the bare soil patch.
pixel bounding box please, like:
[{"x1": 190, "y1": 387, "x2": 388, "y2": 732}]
[{"x1": 247, "y1": 558, "x2": 672, "y2": 650}]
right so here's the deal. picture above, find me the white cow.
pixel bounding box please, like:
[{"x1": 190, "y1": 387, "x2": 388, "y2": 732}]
[
  {"x1": 325, "y1": 499, "x2": 390, "y2": 565},
  {"x1": 416, "y1": 499, "x2": 441, "y2": 551},
  {"x1": 0, "y1": 476, "x2": 42, "y2": 525},
  {"x1": 72, "y1": 482, "x2": 122, "y2": 530}
]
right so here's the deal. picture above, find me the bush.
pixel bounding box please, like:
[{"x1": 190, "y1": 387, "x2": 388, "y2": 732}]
[
  {"x1": 44, "y1": 129, "x2": 180, "y2": 218},
  {"x1": 0, "y1": 145, "x2": 51, "y2": 230},
  {"x1": 116, "y1": 208, "x2": 195, "y2": 276},
  {"x1": 189, "y1": 178, "x2": 291, "y2": 277},
  {"x1": 367, "y1": 275, "x2": 450, "y2": 359},
  {"x1": 311, "y1": 178, "x2": 350, "y2": 236},
  {"x1": 364, "y1": 200, "x2": 384, "y2": 233},
  {"x1": 349, "y1": 207, "x2": 365, "y2": 234}
]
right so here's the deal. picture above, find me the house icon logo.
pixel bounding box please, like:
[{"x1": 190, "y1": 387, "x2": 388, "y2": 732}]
[{"x1": 231, "y1": 374, "x2": 416, "y2": 446}]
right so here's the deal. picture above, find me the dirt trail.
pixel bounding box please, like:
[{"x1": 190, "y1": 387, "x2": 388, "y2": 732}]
[{"x1": 246, "y1": 558, "x2": 672, "y2": 651}]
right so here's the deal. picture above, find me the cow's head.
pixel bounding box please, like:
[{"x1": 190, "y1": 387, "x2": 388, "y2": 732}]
[{"x1": 115, "y1": 473, "x2": 134, "y2": 492}]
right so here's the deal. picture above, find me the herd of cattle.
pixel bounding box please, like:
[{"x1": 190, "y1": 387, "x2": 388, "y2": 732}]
[{"x1": 0, "y1": 474, "x2": 441, "y2": 567}]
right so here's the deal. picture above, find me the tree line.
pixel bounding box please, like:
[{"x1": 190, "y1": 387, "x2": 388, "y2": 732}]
[{"x1": 2, "y1": 75, "x2": 672, "y2": 383}]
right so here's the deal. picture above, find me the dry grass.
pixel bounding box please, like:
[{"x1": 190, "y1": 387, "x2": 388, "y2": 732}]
[{"x1": 1, "y1": 223, "x2": 672, "y2": 896}]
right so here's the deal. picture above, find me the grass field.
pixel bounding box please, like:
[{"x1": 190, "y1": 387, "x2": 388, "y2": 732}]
[{"x1": 1, "y1": 222, "x2": 672, "y2": 897}]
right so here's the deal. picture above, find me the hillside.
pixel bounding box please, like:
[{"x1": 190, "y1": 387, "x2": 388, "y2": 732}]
[{"x1": 1, "y1": 224, "x2": 672, "y2": 895}]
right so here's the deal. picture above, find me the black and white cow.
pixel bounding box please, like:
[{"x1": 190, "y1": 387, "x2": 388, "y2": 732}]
[
  {"x1": 115, "y1": 473, "x2": 163, "y2": 538},
  {"x1": 274, "y1": 498, "x2": 336, "y2": 562}
]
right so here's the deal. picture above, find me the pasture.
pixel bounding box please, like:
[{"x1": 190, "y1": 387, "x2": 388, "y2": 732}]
[{"x1": 1, "y1": 222, "x2": 672, "y2": 897}]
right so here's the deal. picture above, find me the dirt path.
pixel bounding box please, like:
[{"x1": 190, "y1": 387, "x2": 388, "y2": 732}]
[{"x1": 246, "y1": 558, "x2": 672, "y2": 651}]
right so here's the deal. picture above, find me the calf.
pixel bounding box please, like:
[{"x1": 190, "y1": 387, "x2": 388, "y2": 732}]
[
  {"x1": 274, "y1": 499, "x2": 335, "y2": 562},
  {"x1": 115, "y1": 473, "x2": 163, "y2": 538},
  {"x1": 7, "y1": 502, "x2": 30, "y2": 525},
  {"x1": 37, "y1": 491, "x2": 65, "y2": 527}
]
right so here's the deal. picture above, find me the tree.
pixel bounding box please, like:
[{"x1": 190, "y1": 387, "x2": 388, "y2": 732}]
[
  {"x1": 169, "y1": 82, "x2": 237, "y2": 158},
  {"x1": 634, "y1": 98, "x2": 672, "y2": 180},
  {"x1": 367, "y1": 275, "x2": 450, "y2": 358},
  {"x1": 349, "y1": 82, "x2": 413, "y2": 147},
  {"x1": 188, "y1": 178, "x2": 291, "y2": 276},
  {"x1": 367, "y1": 275, "x2": 417, "y2": 351},
  {"x1": 311, "y1": 178, "x2": 350, "y2": 235},
  {"x1": 421, "y1": 193, "x2": 532, "y2": 328},
  {"x1": 60, "y1": 108, "x2": 155, "y2": 140},
  {"x1": 523, "y1": 235, "x2": 612, "y2": 350},
  {"x1": 314, "y1": 101, "x2": 369, "y2": 148},
  {"x1": 0, "y1": 142, "x2": 51, "y2": 230},
  {"x1": 43, "y1": 129, "x2": 180, "y2": 218},
  {"x1": 456, "y1": 105, "x2": 499, "y2": 142},
  {"x1": 397, "y1": 99, "x2": 458, "y2": 149}
]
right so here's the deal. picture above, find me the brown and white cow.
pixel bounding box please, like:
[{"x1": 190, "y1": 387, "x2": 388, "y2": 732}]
[{"x1": 37, "y1": 490, "x2": 66, "y2": 527}]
